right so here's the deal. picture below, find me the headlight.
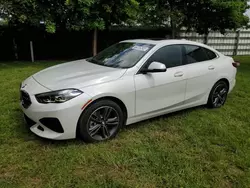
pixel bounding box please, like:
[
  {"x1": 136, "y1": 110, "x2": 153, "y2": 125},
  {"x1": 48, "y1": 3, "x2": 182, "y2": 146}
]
[{"x1": 35, "y1": 89, "x2": 83, "y2": 104}]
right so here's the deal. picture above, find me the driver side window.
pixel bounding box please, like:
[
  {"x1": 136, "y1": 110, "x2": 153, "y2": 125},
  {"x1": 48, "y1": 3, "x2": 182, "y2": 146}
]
[{"x1": 146, "y1": 45, "x2": 183, "y2": 68}]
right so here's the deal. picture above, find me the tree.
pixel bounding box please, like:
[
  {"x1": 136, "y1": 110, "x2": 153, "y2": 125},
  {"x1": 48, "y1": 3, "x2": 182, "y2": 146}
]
[
  {"x1": 0, "y1": 0, "x2": 139, "y2": 56},
  {"x1": 138, "y1": 0, "x2": 186, "y2": 38},
  {"x1": 0, "y1": 0, "x2": 95, "y2": 33},
  {"x1": 138, "y1": 0, "x2": 249, "y2": 37},
  {"x1": 83, "y1": 0, "x2": 139, "y2": 55},
  {"x1": 183, "y1": 0, "x2": 250, "y2": 35},
  {"x1": 0, "y1": 0, "x2": 96, "y2": 59},
  {"x1": 1, "y1": 0, "x2": 249, "y2": 59}
]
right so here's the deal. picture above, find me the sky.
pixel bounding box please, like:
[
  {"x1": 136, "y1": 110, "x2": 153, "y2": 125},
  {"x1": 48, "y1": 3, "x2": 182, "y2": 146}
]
[
  {"x1": 246, "y1": 9, "x2": 250, "y2": 17},
  {"x1": 247, "y1": 2, "x2": 250, "y2": 17}
]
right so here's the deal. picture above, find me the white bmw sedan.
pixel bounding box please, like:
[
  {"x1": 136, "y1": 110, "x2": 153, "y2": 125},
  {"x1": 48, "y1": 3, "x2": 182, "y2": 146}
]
[{"x1": 20, "y1": 39, "x2": 239, "y2": 142}]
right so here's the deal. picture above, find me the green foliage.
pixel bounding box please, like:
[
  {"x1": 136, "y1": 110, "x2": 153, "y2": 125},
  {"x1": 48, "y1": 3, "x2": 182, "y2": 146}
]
[
  {"x1": 0, "y1": 17, "x2": 8, "y2": 26},
  {"x1": 85, "y1": 0, "x2": 139, "y2": 29},
  {"x1": 0, "y1": 0, "x2": 249, "y2": 34},
  {"x1": 183, "y1": 0, "x2": 250, "y2": 34},
  {"x1": 45, "y1": 21, "x2": 56, "y2": 33},
  {"x1": 0, "y1": 0, "x2": 139, "y2": 33},
  {"x1": 0, "y1": 0, "x2": 94, "y2": 32},
  {"x1": 139, "y1": 0, "x2": 249, "y2": 35},
  {"x1": 139, "y1": 0, "x2": 184, "y2": 27}
]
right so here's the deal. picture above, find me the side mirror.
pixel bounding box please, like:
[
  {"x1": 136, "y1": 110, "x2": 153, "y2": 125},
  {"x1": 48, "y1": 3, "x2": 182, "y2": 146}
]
[{"x1": 141, "y1": 61, "x2": 167, "y2": 74}]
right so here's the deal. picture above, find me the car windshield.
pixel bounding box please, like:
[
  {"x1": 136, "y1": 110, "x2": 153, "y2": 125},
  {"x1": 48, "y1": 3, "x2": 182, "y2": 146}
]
[{"x1": 87, "y1": 42, "x2": 154, "y2": 68}]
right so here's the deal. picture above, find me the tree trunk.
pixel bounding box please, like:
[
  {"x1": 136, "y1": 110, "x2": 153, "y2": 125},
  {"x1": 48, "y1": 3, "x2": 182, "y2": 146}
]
[
  {"x1": 171, "y1": 20, "x2": 176, "y2": 39},
  {"x1": 30, "y1": 41, "x2": 34, "y2": 62},
  {"x1": 12, "y1": 37, "x2": 18, "y2": 60},
  {"x1": 204, "y1": 33, "x2": 209, "y2": 44},
  {"x1": 92, "y1": 28, "x2": 98, "y2": 56},
  {"x1": 168, "y1": 0, "x2": 176, "y2": 39}
]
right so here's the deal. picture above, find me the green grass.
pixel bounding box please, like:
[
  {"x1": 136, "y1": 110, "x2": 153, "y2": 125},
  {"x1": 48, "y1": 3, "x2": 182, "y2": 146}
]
[{"x1": 0, "y1": 57, "x2": 250, "y2": 188}]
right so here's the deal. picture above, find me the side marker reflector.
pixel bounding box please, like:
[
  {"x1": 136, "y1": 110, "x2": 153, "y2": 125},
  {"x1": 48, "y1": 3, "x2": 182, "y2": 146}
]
[{"x1": 81, "y1": 99, "x2": 92, "y2": 110}]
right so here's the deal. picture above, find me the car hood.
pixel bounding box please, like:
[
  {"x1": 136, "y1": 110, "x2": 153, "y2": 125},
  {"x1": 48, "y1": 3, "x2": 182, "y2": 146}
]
[{"x1": 32, "y1": 59, "x2": 127, "y2": 91}]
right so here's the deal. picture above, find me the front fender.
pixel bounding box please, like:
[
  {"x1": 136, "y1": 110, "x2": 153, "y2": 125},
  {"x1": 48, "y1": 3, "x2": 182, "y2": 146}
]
[{"x1": 80, "y1": 77, "x2": 136, "y2": 118}]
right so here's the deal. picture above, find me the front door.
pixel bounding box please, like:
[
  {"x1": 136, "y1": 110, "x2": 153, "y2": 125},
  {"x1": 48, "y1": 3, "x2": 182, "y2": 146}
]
[{"x1": 134, "y1": 45, "x2": 187, "y2": 115}]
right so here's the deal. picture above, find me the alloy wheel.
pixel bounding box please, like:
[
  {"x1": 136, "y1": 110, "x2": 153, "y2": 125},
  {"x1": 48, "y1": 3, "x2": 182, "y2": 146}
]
[
  {"x1": 87, "y1": 106, "x2": 120, "y2": 141},
  {"x1": 212, "y1": 83, "x2": 228, "y2": 108}
]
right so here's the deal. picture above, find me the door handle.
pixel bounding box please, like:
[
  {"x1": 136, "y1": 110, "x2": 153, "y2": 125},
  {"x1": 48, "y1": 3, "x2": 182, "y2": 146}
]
[
  {"x1": 174, "y1": 71, "x2": 184, "y2": 77},
  {"x1": 208, "y1": 65, "x2": 215, "y2": 70}
]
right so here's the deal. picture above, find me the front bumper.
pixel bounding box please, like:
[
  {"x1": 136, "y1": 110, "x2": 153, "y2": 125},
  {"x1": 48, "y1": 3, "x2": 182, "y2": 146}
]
[{"x1": 20, "y1": 77, "x2": 92, "y2": 140}]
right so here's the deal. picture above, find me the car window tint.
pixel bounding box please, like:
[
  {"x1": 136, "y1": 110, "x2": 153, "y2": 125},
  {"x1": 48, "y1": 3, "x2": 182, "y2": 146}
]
[
  {"x1": 147, "y1": 45, "x2": 182, "y2": 68},
  {"x1": 184, "y1": 45, "x2": 209, "y2": 64},
  {"x1": 203, "y1": 48, "x2": 217, "y2": 60}
]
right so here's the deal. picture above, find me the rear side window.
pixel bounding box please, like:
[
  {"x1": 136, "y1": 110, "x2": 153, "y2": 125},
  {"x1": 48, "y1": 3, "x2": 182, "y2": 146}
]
[
  {"x1": 184, "y1": 45, "x2": 208, "y2": 64},
  {"x1": 203, "y1": 48, "x2": 217, "y2": 60},
  {"x1": 184, "y1": 45, "x2": 217, "y2": 64},
  {"x1": 146, "y1": 45, "x2": 183, "y2": 68}
]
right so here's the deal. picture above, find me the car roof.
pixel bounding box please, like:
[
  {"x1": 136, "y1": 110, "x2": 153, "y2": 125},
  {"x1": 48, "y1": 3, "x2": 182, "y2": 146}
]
[
  {"x1": 121, "y1": 39, "x2": 221, "y2": 55},
  {"x1": 121, "y1": 39, "x2": 207, "y2": 47}
]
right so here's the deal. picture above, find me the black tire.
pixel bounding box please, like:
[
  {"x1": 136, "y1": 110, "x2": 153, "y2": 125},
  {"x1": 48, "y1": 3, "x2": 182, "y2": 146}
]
[
  {"x1": 207, "y1": 80, "x2": 229, "y2": 108},
  {"x1": 77, "y1": 100, "x2": 124, "y2": 143}
]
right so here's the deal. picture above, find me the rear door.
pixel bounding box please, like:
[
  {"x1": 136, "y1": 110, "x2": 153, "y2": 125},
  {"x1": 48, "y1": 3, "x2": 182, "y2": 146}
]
[{"x1": 183, "y1": 45, "x2": 219, "y2": 105}]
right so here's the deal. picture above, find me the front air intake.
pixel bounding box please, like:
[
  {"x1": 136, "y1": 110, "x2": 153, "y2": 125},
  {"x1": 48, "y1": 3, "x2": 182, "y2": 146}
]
[{"x1": 39, "y1": 118, "x2": 64, "y2": 133}]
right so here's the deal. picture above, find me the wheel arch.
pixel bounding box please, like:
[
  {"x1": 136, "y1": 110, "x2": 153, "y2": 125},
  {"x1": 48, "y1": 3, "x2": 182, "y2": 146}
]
[
  {"x1": 91, "y1": 96, "x2": 128, "y2": 123},
  {"x1": 216, "y1": 78, "x2": 230, "y2": 89},
  {"x1": 206, "y1": 78, "x2": 230, "y2": 103},
  {"x1": 76, "y1": 96, "x2": 128, "y2": 137},
  {"x1": 206, "y1": 77, "x2": 230, "y2": 108}
]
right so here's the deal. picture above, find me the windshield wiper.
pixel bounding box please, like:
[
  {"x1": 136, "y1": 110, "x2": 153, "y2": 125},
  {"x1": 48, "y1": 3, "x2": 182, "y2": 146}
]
[
  {"x1": 88, "y1": 58, "x2": 101, "y2": 65},
  {"x1": 88, "y1": 58, "x2": 125, "y2": 69}
]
